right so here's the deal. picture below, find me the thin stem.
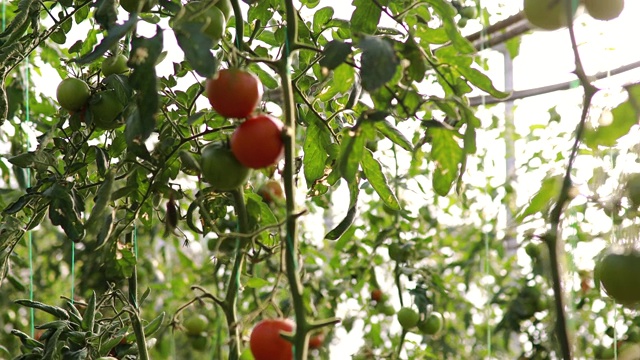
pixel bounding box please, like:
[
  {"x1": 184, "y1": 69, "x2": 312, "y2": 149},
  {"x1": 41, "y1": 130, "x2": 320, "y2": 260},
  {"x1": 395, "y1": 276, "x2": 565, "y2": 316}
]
[{"x1": 224, "y1": 187, "x2": 250, "y2": 360}]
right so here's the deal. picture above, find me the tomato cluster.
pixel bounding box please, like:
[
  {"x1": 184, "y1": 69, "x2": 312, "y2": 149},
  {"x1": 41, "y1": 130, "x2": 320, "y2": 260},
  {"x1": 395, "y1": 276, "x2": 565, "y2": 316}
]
[{"x1": 202, "y1": 68, "x2": 284, "y2": 195}]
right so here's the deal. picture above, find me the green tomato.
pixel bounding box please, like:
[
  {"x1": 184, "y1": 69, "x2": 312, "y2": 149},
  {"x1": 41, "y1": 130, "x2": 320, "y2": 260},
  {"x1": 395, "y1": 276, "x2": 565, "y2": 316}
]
[
  {"x1": 215, "y1": 0, "x2": 232, "y2": 20},
  {"x1": 200, "y1": 143, "x2": 251, "y2": 191},
  {"x1": 584, "y1": 0, "x2": 624, "y2": 21},
  {"x1": 459, "y1": 6, "x2": 478, "y2": 19},
  {"x1": 184, "y1": 314, "x2": 209, "y2": 336},
  {"x1": 182, "y1": 2, "x2": 226, "y2": 46},
  {"x1": 120, "y1": 0, "x2": 156, "y2": 13},
  {"x1": 523, "y1": 0, "x2": 576, "y2": 30},
  {"x1": 56, "y1": 78, "x2": 91, "y2": 112},
  {"x1": 88, "y1": 90, "x2": 126, "y2": 130},
  {"x1": 397, "y1": 307, "x2": 419, "y2": 329},
  {"x1": 598, "y1": 249, "x2": 640, "y2": 307},
  {"x1": 418, "y1": 312, "x2": 443, "y2": 335},
  {"x1": 380, "y1": 304, "x2": 396, "y2": 316},
  {"x1": 188, "y1": 334, "x2": 208, "y2": 351},
  {"x1": 626, "y1": 174, "x2": 640, "y2": 208},
  {"x1": 388, "y1": 243, "x2": 410, "y2": 262},
  {"x1": 102, "y1": 54, "x2": 129, "y2": 76}
]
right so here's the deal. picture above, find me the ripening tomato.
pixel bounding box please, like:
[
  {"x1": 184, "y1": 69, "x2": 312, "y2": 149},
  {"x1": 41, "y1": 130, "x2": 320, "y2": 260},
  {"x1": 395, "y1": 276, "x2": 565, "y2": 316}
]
[
  {"x1": 231, "y1": 114, "x2": 284, "y2": 169},
  {"x1": 371, "y1": 289, "x2": 383, "y2": 303},
  {"x1": 206, "y1": 69, "x2": 263, "y2": 118},
  {"x1": 250, "y1": 318, "x2": 294, "y2": 360},
  {"x1": 258, "y1": 180, "x2": 284, "y2": 203},
  {"x1": 308, "y1": 333, "x2": 325, "y2": 350}
]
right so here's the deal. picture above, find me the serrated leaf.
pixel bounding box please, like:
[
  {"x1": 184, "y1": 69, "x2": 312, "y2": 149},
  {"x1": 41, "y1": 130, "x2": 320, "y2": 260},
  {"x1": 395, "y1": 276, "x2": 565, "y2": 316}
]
[
  {"x1": 319, "y1": 40, "x2": 352, "y2": 70},
  {"x1": 339, "y1": 123, "x2": 373, "y2": 183},
  {"x1": 457, "y1": 66, "x2": 509, "y2": 99},
  {"x1": 361, "y1": 149, "x2": 400, "y2": 210},
  {"x1": 429, "y1": 127, "x2": 463, "y2": 196},
  {"x1": 374, "y1": 119, "x2": 413, "y2": 151},
  {"x1": 358, "y1": 35, "x2": 399, "y2": 92}
]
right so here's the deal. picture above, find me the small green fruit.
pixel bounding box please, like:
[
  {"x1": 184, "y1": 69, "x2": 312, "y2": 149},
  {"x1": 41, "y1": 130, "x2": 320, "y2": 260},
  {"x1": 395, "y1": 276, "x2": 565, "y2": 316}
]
[
  {"x1": 397, "y1": 307, "x2": 419, "y2": 329},
  {"x1": 56, "y1": 78, "x2": 91, "y2": 112}
]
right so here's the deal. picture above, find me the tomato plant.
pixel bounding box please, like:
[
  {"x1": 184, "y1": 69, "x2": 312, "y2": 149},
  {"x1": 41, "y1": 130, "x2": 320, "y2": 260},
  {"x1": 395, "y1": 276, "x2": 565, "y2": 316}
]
[
  {"x1": 102, "y1": 54, "x2": 129, "y2": 76},
  {"x1": 397, "y1": 308, "x2": 419, "y2": 329},
  {"x1": 597, "y1": 249, "x2": 640, "y2": 307},
  {"x1": 200, "y1": 142, "x2": 251, "y2": 191},
  {"x1": 231, "y1": 114, "x2": 284, "y2": 169},
  {"x1": 206, "y1": 69, "x2": 263, "y2": 118},
  {"x1": 88, "y1": 90, "x2": 125, "y2": 130},
  {"x1": 56, "y1": 78, "x2": 91, "y2": 112},
  {"x1": 250, "y1": 318, "x2": 295, "y2": 360},
  {"x1": 584, "y1": 0, "x2": 624, "y2": 20}
]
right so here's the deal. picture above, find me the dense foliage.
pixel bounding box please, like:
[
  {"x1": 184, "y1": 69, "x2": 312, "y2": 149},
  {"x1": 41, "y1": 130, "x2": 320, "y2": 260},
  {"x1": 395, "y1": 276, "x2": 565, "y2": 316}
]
[{"x1": 0, "y1": 0, "x2": 638, "y2": 359}]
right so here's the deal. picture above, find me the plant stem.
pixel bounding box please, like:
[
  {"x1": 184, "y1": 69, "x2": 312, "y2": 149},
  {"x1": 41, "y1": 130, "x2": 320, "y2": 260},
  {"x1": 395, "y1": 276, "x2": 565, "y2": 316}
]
[
  {"x1": 280, "y1": 1, "x2": 308, "y2": 359},
  {"x1": 224, "y1": 187, "x2": 250, "y2": 360}
]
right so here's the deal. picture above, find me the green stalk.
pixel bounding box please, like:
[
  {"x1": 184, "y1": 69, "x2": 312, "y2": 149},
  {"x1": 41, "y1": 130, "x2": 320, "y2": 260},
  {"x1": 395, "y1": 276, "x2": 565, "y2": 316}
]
[
  {"x1": 224, "y1": 187, "x2": 250, "y2": 360},
  {"x1": 280, "y1": 1, "x2": 308, "y2": 359}
]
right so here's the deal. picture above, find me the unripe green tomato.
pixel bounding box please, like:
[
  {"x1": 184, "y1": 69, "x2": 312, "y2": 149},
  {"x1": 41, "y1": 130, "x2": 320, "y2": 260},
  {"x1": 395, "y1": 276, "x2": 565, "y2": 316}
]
[
  {"x1": 182, "y1": 2, "x2": 226, "y2": 46},
  {"x1": 459, "y1": 6, "x2": 477, "y2": 18},
  {"x1": 584, "y1": 0, "x2": 624, "y2": 21},
  {"x1": 184, "y1": 314, "x2": 209, "y2": 336},
  {"x1": 418, "y1": 312, "x2": 443, "y2": 335},
  {"x1": 457, "y1": 17, "x2": 468, "y2": 28},
  {"x1": 380, "y1": 304, "x2": 396, "y2": 316},
  {"x1": 215, "y1": 0, "x2": 232, "y2": 20},
  {"x1": 88, "y1": 90, "x2": 126, "y2": 130},
  {"x1": 56, "y1": 78, "x2": 91, "y2": 112},
  {"x1": 200, "y1": 143, "x2": 251, "y2": 191},
  {"x1": 102, "y1": 54, "x2": 129, "y2": 76},
  {"x1": 189, "y1": 334, "x2": 208, "y2": 351},
  {"x1": 397, "y1": 307, "x2": 419, "y2": 329},
  {"x1": 523, "y1": 0, "x2": 576, "y2": 30}
]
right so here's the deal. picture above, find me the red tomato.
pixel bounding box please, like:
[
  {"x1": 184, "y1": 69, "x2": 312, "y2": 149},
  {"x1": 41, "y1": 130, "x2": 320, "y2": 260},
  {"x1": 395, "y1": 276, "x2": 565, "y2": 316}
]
[
  {"x1": 250, "y1": 318, "x2": 294, "y2": 360},
  {"x1": 206, "y1": 69, "x2": 263, "y2": 118},
  {"x1": 308, "y1": 333, "x2": 325, "y2": 350},
  {"x1": 371, "y1": 289, "x2": 383, "y2": 303},
  {"x1": 231, "y1": 114, "x2": 284, "y2": 169}
]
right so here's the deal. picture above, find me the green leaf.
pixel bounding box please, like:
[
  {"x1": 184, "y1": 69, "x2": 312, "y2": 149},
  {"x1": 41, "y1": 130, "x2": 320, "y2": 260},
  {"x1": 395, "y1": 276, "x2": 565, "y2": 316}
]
[
  {"x1": 75, "y1": 16, "x2": 137, "y2": 65},
  {"x1": 425, "y1": 0, "x2": 475, "y2": 54},
  {"x1": 374, "y1": 119, "x2": 413, "y2": 151},
  {"x1": 339, "y1": 122, "x2": 374, "y2": 183},
  {"x1": 245, "y1": 277, "x2": 269, "y2": 289},
  {"x1": 45, "y1": 184, "x2": 85, "y2": 242},
  {"x1": 457, "y1": 66, "x2": 509, "y2": 99},
  {"x1": 81, "y1": 292, "x2": 96, "y2": 332},
  {"x1": 516, "y1": 174, "x2": 563, "y2": 221},
  {"x1": 584, "y1": 101, "x2": 637, "y2": 149},
  {"x1": 127, "y1": 28, "x2": 163, "y2": 145},
  {"x1": 319, "y1": 40, "x2": 352, "y2": 70},
  {"x1": 326, "y1": 180, "x2": 359, "y2": 240},
  {"x1": 361, "y1": 149, "x2": 400, "y2": 210},
  {"x1": 313, "y1": 6, "x2": 334, "y2": 33},
  {"x1": 85, "y1": 170, "x2": 115, "y2": 235},
  {"x1": 173, "y1": 21, "x2": 217, "y2": 78},
  {"x1": 350, "y1": 0, "x2": 381, "y2": 35},
  {"x1": 429, "y1": 127, "x2": 463, "y2": 196},
  {"x1": 303, "y1": 113, "x2": 333, "y2": 187},
  {"x1": 400, "y1": 36, "x2": 428, "y2": 83},
  {"x1": 358, "y1": 35, "x2": 399, "y2": 92}
]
